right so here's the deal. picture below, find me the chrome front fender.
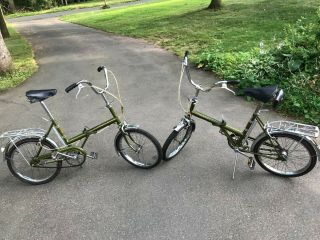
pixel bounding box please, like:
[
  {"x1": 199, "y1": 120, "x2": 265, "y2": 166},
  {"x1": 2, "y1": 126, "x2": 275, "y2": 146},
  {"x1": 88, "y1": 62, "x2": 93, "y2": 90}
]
[
  {"x1": 173, "y1": 117, "x2": 195, "y2": 132},
  {"x1": 114, "y1": 124, "x2": 140, "y2": 156}
]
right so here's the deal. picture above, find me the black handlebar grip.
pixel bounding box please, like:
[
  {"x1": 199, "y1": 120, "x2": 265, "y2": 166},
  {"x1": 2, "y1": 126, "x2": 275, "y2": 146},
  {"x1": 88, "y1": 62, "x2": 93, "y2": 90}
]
[
  {"x1": 184, "y1": 51, "x2": 189, "y2": 58},
  {"x1": 97, "y1": 66, "x2": 105, "y2": 72},
  {"x1": 65, "y1": 83, "x2": 78, "y2": 93}
]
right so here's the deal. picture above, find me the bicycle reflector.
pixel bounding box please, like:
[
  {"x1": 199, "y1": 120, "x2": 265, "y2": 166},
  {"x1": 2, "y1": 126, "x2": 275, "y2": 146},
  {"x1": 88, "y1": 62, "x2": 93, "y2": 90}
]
[{"x1": 273, "y1": 89, "x2": 284, "y2": 108}]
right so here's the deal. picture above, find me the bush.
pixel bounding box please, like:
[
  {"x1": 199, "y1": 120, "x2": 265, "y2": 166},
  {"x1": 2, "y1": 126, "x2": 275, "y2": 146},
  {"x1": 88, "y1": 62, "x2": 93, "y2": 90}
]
[
  {"x1": 1, "y1": 0, "x2": 89, "y2": 12},
  {"x1": 197, "y1": 9, "x2": 320, "y2": 125},
  {"x1": 3, "y1": 0, "x2": 57, "y2": 11}
]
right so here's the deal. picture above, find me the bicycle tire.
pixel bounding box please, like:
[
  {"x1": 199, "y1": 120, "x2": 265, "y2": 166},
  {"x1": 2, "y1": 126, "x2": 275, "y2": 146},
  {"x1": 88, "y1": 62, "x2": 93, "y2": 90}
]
[
  {"x1": 115, "y1": 128, "x2": 162, "y2": 169},
  {"x1": 6, "y1": 137, "x2": 62, "y2": 185},
  {"x1": 253, "y1": 132, "x2": 317, "y2": 177},
  {"x1": 162, "y1": 124, "x2": 193, "y2": 161}
]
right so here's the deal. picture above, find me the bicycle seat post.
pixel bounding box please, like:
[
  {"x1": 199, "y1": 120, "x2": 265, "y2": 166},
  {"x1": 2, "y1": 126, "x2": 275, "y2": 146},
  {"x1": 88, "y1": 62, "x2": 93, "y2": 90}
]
[
  {"x1": 39, "y1": 101, "x2": 67, "y2": 147},
  {"x1": 39, "y1": 101, "x2": 55, "y2": 121}
]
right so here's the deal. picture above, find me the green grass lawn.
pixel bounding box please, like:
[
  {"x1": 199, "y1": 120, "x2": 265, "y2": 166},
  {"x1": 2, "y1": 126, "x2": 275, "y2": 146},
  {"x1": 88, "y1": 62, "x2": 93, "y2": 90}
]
[
  {"x1": 6, "y1": 0, "x2": 137, "y2": 18},
  {"x1": 62, "y1": 0, "x2": 320, "y2": 58},
  {"x1": 0, "y1": 27, "x2": 37, "y2": 91},
  {"x1": 62, "y1": 0, "x2": 320, "y2": 124}
]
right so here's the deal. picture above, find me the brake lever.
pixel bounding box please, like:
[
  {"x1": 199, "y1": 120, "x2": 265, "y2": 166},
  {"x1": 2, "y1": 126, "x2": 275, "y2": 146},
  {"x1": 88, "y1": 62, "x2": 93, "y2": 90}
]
[
  {"x1": 221, "y1": 83, "x2": 236, "y2": 95},
  {"x1": 76, "y1": 83, "x2": 85, "y2": 99}
]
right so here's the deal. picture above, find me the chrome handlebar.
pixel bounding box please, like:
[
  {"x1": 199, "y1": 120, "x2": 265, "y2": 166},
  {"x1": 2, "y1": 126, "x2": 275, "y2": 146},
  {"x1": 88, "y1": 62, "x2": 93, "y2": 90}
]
[
  {"x1": 74, "y1": 80, "x2": 107, "y2": 98},
  {"x1": 97, "y1": 65, "x2": 110, "y2": 90},
  {"x1": 66, "y1": 65, "x2": 111, "y2": 97},
  {"x1": 182, "y1": 57, "x2": 239, "y2": 94}
]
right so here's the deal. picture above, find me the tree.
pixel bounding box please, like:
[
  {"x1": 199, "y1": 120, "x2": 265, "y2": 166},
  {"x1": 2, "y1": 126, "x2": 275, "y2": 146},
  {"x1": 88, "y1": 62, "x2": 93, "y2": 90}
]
[
  {"x1": 0, "y1": 30, "x2": 12, "y2": 73},
  {"x1": 0, "y1": 5, "x2": 10, "y2": 38},
  {"x1": 208, "y1": 0, "x2": 222, "y2": 10},
  {"x1": 8, "y1": 0, "x2": 15, "y2": 12},
  {"x1": 102, "y1": 0, "x2": 110, "y2": 9}
]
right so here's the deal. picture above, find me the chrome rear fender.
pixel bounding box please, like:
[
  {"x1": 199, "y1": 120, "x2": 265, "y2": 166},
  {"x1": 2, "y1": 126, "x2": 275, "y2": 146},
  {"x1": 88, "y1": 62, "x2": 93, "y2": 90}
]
[
  {"x1": 251, "y1": 131, "x2": 320, "y2": 161},
  {"x1": 2, "y1": 137, "x2": 58, "y2": 161}
]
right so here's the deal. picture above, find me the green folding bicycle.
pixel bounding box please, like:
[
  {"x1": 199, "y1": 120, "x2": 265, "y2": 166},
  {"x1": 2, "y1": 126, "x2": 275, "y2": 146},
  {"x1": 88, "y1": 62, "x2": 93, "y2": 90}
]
[
  {"x1": 0, "y1": 66, "x2": 162, "y2": 185},
  {"x1": 163, "y1": 51, "x2": 319, "y2": 178}
]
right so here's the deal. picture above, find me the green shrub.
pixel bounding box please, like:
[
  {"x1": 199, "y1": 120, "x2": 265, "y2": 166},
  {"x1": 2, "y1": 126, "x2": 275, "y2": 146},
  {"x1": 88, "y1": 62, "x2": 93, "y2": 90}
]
[
  {"x1": 1, "y1": 0, "x2": 89, "y2": 12},
  {"x1": 10, "y1": 0, "x2": 57, "y2": 11},
  {"x1": 197, "y1": 9, "x2": 320, "y2": 125}
]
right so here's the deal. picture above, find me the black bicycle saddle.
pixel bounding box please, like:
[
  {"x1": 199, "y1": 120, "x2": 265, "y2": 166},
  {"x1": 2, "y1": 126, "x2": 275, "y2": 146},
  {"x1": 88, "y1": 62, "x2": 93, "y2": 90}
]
[
  {"x1": 26, "y1": 89, "x2": 57, "y2": 103},
  {"x1": 242, "y1": 85, "x2": 277, "y2": 103}
]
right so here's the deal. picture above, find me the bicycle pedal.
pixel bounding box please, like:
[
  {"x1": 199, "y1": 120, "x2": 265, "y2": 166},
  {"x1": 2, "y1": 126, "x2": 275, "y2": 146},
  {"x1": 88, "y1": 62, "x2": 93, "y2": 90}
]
[
  {"x1": 87, "y1": 152, "x2": 98, "y2": 159},
  {"x1": 248, "y1": 157, "x2": 255, "y2": 170}
]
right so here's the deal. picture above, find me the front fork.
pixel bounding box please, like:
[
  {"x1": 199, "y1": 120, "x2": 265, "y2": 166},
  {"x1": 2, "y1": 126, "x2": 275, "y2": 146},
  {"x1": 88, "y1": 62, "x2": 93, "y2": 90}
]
[
  {"x1": 174, "y1": 116, "x2": 196, "y2": 132},
  {"x1": 114, "y1": 122, "x2": 140, "y2": 155}
]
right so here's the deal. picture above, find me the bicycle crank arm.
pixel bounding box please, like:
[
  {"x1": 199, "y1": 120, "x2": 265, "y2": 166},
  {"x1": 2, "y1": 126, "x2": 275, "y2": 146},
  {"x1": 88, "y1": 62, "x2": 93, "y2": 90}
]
[
  {"x1": 87, "y1": 152, "x2": 98, "y2": 159},
  {"x1": 234, "y1": 149, "x2": 256, "y2": 170},
  {"x1": 53, "y1": 152, "x2": 78, "y2": 160}
]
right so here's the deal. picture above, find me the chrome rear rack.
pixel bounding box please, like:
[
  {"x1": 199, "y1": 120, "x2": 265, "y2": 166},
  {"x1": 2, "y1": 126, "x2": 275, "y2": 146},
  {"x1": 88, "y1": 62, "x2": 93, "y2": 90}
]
[
  {"x1": 266, "y1": 121, "x2": 319, "y2": 138},
  {"x1": 0, "y1": 128, "x2": 46, "y2": 140},
  {"x1": 0, "y1": 128, "x2": 46, "y2": 152}
]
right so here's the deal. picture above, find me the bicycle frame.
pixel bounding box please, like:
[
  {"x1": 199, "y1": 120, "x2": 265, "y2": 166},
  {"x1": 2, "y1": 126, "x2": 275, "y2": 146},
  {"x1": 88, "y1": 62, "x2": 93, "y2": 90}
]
[
  {"x1": 189, "y1": 106, "x2": 268, "y2": 148},
  {"x1": 183, "y1": 66, "x2": 319, "y2": 164},
  {"x1": 32, "y1": 97, "x2": 122, "y2": 163},
  {"x1": 41, "y1": 102, "x2": 121, "y2": 147},
  {"x1": 184, "y1": 66, "x2": 269, "y2": 151}
]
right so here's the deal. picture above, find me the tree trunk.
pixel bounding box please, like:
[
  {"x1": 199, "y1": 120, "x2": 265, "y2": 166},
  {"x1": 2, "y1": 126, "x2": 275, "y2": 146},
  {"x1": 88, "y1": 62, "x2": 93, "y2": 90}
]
[
  {"x1": 208, "y1": 0, "x2": 222, "y2": 10},
  {"x1": 60, "y1": 0, "x2": 67, "y2": 5},
  {"x1": 0, "y1": 31, "x2": 12, "y2": 73},
  {"x1": 0, "y1": 6, "x2": 10, "y2": 38},
  {"x1": 102, "y1": 0, "x2": 110, "y2": 9},
  {"x1": 8, "y1": 0, "x2": 16, "y2": 12}
]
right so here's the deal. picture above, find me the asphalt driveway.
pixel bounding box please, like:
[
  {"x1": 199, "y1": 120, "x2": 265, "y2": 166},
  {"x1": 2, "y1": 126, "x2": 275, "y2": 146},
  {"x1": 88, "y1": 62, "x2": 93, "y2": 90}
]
[{"x1": 0, "y1": 2, "x2": 319, "y2": 240}]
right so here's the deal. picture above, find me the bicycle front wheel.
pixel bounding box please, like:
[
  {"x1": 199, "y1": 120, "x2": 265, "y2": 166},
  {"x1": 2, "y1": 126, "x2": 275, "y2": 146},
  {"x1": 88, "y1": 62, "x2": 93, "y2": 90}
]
[
  {"x1": 253, "y1": 132, "x2": 317, "y2": 177},
  {"x1": 115, "y1": 128, "x2": 162, "y2": 169},
  {"x1": 162, "y1": 124, "x2": 193, "y2": 161},
  {"x1": 6, "y1": 137, "x2": 62, "y2": 185}
]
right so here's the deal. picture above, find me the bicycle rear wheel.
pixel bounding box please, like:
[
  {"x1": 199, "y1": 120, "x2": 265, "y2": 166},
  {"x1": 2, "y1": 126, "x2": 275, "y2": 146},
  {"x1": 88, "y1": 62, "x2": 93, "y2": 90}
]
[
  {"x1": 6, "y1": 137, "x2": 62, "y2": 185},
  {"x1": 162, "y1": 124, "x2": 193, "y2": 161},
  {"x1": 115, "y1": 128, "x2": 162, "y2": 169},
  {"x1": 253, "y1": 132, "x2": 317, "y2": 177}
]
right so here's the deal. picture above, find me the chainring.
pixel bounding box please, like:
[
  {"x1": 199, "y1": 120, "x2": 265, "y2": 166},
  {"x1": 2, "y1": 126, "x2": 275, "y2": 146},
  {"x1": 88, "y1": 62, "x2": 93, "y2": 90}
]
[{"x1": 64, "y1": 151, "x2": 86, "y2": 167}]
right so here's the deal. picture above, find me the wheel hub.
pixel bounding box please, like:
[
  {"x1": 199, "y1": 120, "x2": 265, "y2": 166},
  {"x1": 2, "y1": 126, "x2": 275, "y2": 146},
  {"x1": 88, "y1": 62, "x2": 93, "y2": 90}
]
[{"x1": 279, "y1": 149, "x2": 288, "y2": 161}]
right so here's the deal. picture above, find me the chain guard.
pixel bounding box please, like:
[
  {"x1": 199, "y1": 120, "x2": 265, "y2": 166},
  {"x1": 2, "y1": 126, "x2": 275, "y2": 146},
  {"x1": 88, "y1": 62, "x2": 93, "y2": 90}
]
[
  {"x1": 64, "y1": 150, "x2": 86, "y2": 167},
  {"x1": 227, "y1": 134, "x2": 240, "y2": 149}
]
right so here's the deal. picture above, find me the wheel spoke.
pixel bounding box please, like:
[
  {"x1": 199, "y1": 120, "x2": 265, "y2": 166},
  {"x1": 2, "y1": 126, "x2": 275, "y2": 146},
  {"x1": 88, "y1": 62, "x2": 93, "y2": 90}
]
[
  {"x1": 254, "y1": 133, "x2": 316, "y2": 176},
  {"x1": 7, "y1": 138, "x2": 60, "y2": 184},
  {"x1": 117, "y1": 129, "x2": 160, "y2": 168},
  {"x1": 164, "y1": 126, "x2": 192, "y2": 160}
]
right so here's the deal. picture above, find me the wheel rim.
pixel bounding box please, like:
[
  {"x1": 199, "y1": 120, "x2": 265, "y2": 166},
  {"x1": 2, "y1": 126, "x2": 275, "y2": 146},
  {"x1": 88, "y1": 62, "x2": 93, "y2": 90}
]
[
  {"x1": 166, "y1": 127, "x2": 191, "y2": 159},
  {"x1": 256, "y1": 136, "x2": 312, "y2": 176},
  {"x1": 10, "y1": 142, "x2": 58, "y2": 183},
  {"x1": 119, "y1": 132, "x2": 159, "y2": 167}
]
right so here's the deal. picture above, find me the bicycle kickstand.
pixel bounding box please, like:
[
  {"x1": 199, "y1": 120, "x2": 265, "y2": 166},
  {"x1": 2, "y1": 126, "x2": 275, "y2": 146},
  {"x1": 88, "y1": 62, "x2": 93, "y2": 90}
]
[
  {"x1": 232, "y1": 149, "x2": 256, "y2": 179},
  {"x1": 232, "y1": 150, "x2": 239, "y2": 180}
]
